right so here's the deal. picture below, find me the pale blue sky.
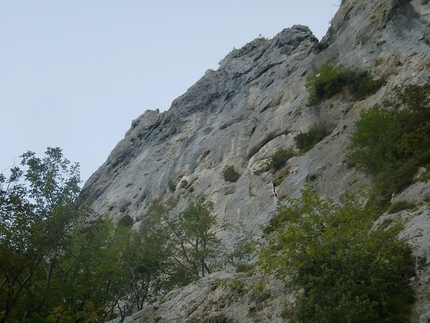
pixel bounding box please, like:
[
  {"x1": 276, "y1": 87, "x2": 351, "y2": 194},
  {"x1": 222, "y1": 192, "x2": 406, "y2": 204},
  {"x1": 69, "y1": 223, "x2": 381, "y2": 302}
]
[{"x1": 1, "y1": 1, "x2": 340, "y2": 185}]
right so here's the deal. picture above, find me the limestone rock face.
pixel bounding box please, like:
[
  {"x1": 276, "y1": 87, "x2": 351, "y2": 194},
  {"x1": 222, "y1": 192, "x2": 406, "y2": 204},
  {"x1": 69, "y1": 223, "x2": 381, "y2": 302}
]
[{"x1": 83, "y1": 0, "x2": 430, "y2": 321}]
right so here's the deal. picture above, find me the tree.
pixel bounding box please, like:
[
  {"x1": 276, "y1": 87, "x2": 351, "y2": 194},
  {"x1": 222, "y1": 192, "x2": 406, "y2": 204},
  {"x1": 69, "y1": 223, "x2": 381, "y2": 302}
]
[
  {"x1": 259, "y1": 185, "x2": 416, "y2": 323},
  {"x1": 350, "y1": 84, "x2": 430, "y2": 202},
  {"x1": 49, "y1": 219, "x2": 152, "y2": 322},
  {"x1": 0, "y1": 147, "x2": 84, "y2": 322},
  {"x1": 167, "y1": 194, "x2": 221, "y2": 279},
  {"x1": 0, "y1": 148, "x2": 155, "y2": 323}
]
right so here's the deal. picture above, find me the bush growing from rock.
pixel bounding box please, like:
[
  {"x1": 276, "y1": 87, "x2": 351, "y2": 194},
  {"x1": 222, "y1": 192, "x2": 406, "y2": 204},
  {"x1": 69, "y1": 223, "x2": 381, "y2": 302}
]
[
  {"x1": 267, "y1": 147, "x2": 294, "y2": 172},
  {"x1": 118, "y1": 214, "x2": 134, "y2": 227},
  {"x1": 168, "y1": 179, "x2": 176, "y2": 192},
  {"x1": 350, "y1": 84, "x2": 430, "y2": 203},
  {"x1": 179, "y1": 179, "x2": 188, "y2": 189},
  {"x1": 387, "y1": 200, "x2": 416, "y2": 214},
  {"x1": 223, "y1": 166, "x2": 240, "y2": 182},
  {"x1": 305, "y1": 64, "x2": 385, "y2": 104},
  {"x1": 259, "y1": 185, "x2": 416, "y2": 323},
  {"x1": 294, "y1": 121, "x2": 330, "y2": 153}
]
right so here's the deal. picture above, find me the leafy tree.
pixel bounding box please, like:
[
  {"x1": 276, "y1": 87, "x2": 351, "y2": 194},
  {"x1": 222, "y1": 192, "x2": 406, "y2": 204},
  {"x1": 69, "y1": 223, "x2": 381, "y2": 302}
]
[
  {"x1": 0, "y1": 147, "x2": 84, "y2": 322},
  {"x1": 137, "y1": 199, "x2": 175, "y2": 292},
  {"x1": 167, "y1": 194, "x2": 221, "y2": 279},
  {"x1": 306, "y1": 64, "x2": 347, "y2": 104},
  {"x1": 118, "y1": 214, "x2": 134, "y2": 227},
  {"x1": 140, "y1": 197, "x2": 253, "y2": 289},
  {"x1": 259, "y1": 185, "x2": 415, "y2": 323},
  {"x1": 0, "y1": 148, "x2": 158, "y2": 322},
  {"x1": 350, "y1": 84, "x2": 430, "y2": 202},
  {"x1": 50, "y1": 219, "x2": 152, "y2": 322}
]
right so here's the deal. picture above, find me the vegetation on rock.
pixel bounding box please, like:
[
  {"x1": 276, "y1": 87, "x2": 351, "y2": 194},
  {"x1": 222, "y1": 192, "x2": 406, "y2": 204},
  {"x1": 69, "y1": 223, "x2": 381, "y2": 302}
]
[
  {"x1": 294, "y1": 121, "x2": 330, "y2": 153},
  {"x1": 267, "y1": 148, "x2": 295, "y2": 172},
  {"x1": 259, "y1": 185, "x2": 416, "y2": 323},
  {"x1": 0, "y1": 148, "x2": 150, "y2": 322},
  {"x1": 350, "y1": 84, "x2": 430, "y2": 204},
  {"x1": 305, "y1": 64, "x2": 385, "y2": 105},
  {"x1": 223, "y1": 165, "x2": 241, "y2": 182}
]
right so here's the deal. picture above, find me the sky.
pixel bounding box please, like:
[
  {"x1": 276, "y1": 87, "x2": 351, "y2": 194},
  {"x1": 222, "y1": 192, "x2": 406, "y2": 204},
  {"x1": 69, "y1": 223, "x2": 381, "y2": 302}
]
[{"x1": 1, "y1": 1, "x2": 340, "y2": 186}]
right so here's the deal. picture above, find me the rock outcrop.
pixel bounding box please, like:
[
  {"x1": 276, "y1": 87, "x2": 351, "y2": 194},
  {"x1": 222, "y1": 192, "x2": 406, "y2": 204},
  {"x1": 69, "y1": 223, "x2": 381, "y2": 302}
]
[{"x1": 83, "y1": 0, "x2": 430, "y2": 321}]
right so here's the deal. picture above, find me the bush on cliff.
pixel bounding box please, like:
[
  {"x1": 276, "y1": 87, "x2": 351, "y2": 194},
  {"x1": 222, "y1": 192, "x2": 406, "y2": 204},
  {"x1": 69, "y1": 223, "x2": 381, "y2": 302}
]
[
  {"x1": 294, "y1": 121, "x2": 330, "y2": 153},
  {"x1": 223, "y1": 166, "x2": 241, "y2": 182},
  {"x1": 259, "y1": 185, "x2": 416, "y2": 323},
  {"x1": 267, "y1": 147, "x2": 295, "y2": 172},
  {"x1": 305, "y1": 64, "x2": 385, "y2": 105},
  {"x1": 350, "y1": 84, "x2": 430, "y2": 204}
]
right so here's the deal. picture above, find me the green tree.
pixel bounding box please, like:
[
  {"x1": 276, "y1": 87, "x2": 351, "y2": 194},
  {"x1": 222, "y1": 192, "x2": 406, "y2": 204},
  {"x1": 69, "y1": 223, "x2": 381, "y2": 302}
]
[
  {"x1": 306, "y1": 64, "x2": 347, "y2": 104},
  {"x1": 0, "y1": 147, "x2": 84, "y2": 322},
  {"x1": 259, "y1": 185, "x2": 415, "y2": 323},
  {"x1": 140, "y1": 197, "x2": 251, "y2": 289},
  {"x1": 0, "y1": 148, "x2": 157, "y2": 323},
  {"x1": 166, "y1": 195, "x2": 221, "y2": 279},
  {"x1": 137, "y1": 199, "x2": 175, "y2": 292},
  {"x1": 350, "y1": 84, "x2": 430, "y2": 202},
  {"x1": 49, "y1": 219, "x2": 152, "y2": 322}
]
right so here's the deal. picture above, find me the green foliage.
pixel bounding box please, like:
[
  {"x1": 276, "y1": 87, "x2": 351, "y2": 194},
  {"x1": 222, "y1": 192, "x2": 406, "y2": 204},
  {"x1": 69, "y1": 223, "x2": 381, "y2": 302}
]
[
  {"x1": 118, "y1": 214, "x2": 134, "y2": 227},
  {"x1": 219, "y1": 123, "x2": 229, "y2": 130},
  {"x1": 350, "y1": 84, "x2": 430, "y2": 202},
  {"x1": 0, "y1": 148, "x2": 83, "y2": 322},
  {"x1": 140, "y1": 195, "x2": 223, "y2": 289},
  {"x1": 294, "y1": 121, "x2": 330, "y2": 153},
  {"x1": 223, "y1": 166, "x2": 240, "y2": 182},
  {"x1": 0, "y1": 148, "x2": 156, "y2": 322},
  {"x1": 169, "y1": 194, "x2": 221, "y2": 278},
  {"x1": 167, "y1": 179, "x2": 176, "y2": 192},
  {"x1": 305, "y1": 64, "x2": 385, "y2": 105},
  {"x1": 140, "y1": 196, "x2": 255, "y2": 290},
  {"x1": 52, "y1": 220, "x2": 151, "y2": 322},
  {"x1": 259, "y1": 185, "x2": 416, "y2": 323},
  {"x1": 387, "y1": 200, "x2": 416, "y2": 214},
  {"x1": 220, "y1": 223, "x2": 254, "y2": 269},
  {"x1": 267, "y1": 148, "x2": 294, "y2": 172},
  {"x1": 179, "y1": 179, "x2": 188, "y2": 189},
  {"x1": 272, "y1": 176, "x2": 285, "y2": 187},
  {"x1": 235, "y1": 263, "x2": 255, "y2": 273}
]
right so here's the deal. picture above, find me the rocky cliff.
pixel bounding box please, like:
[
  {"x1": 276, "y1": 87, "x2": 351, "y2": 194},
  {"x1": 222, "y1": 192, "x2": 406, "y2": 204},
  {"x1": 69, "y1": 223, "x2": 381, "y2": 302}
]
[{"x1": 83, "y1": 0, "x2": 430, "y2": 321}]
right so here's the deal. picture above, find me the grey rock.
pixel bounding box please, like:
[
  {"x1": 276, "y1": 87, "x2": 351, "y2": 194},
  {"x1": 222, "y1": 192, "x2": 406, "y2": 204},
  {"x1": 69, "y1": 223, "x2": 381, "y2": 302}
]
[{"x1": 83, "y1": 0, "x2": 430, "y2": 321}]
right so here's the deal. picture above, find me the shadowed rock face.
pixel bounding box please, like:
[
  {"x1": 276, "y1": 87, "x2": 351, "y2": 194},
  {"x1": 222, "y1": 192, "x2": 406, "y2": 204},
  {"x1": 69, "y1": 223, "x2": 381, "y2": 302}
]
[{"x1": 84, "y1": 0, "x2": 430, "y2": 321}]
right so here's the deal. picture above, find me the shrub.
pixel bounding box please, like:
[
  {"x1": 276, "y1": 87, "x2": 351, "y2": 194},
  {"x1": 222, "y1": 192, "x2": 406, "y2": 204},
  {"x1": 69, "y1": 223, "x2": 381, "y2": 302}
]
[
  {"x1": 168, "y1": 179, "x2": 176, "y2": 192},
  {"x1": 349, "y1": 84, "x2": 430, "y2": 203},
  {"x1": 118, "y1": 215, "x2": 134, "y2": 227},
  {"x1": 305, "y1": 64, "x2": 385, "y2": 104},
  {"x1": 294, "y1": 121, "x2": 330, "y2": 153},
  {"x1": 387, "y1": 200, "x2": 416, "y2": 214},
  {"x1": 219, "y1": 123, "x2": 229, "y2": 130},
  {"x1": 235, "y1": 263, "x2": 255, "y2": 273},
  {"x1": 179, "y1": 180, "x2": 188, "y2": 189},
  {"x1": 306, "y1": 64, "x2": 347, "y2": 104},
  {"x1": 223, "y1": 166, "x2": 240, "y2": 182},
  {"x1": 259, "y1": 185, "x2": 416, "y2": 323},
  {"x1": 272, "y1": 176, "x2": 285, "y2": 187},
  {"x1": 267, "y1": 147, "x2": 294, "y2": 172}
]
